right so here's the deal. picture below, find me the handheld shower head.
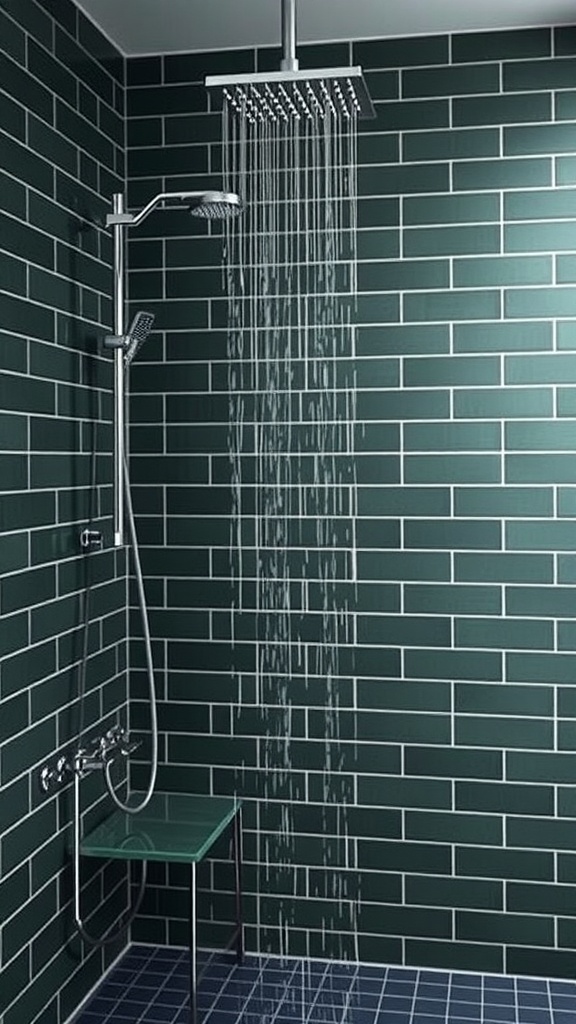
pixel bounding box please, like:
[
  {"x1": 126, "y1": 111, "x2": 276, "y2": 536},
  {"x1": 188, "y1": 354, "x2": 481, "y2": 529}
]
[
  {"x1": 124, "y1": 311, "x2": 155, "y2": 367},
  {"x1": 188, "y1": 191, "x2": 242, "y2": 220}
]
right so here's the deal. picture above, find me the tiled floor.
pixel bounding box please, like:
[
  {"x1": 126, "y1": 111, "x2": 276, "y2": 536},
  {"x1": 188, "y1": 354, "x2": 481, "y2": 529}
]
[{"x1": 73, "y1": 944, "x2": 576, "y2": 1024}]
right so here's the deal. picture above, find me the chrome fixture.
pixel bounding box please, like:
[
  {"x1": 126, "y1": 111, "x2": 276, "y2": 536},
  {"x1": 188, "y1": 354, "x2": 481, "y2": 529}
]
[
  {"x1": 105, "y1": 189, "x2": 241, "y2": 548},
  {"x1": 104, "y1": 310, "x2": 156, "y2": 367},
  {"x1": 205, "y1": 0, "x2": 376, "y2": 122},
  {"x1": 79, "y1": 527, "x2": 104, "y2": 550},
  {"x1": 75, "y1": 724, "x2": 141, "y2": 775},
  {"x1": 39, "y1": 726, "x2": 140, "y2": 792}
]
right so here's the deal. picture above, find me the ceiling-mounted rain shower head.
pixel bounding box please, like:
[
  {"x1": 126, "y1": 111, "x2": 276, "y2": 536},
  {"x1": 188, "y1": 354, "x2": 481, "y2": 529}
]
[
  {"x1": 205, "y1": 0, "x2": 375, "y2": 122},
  {"x1": 188, "y1": 191, "x2": 242, "y2": 220}
]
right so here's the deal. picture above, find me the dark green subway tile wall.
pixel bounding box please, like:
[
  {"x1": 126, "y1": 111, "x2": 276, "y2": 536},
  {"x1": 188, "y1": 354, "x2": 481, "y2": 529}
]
[
  {"x1": 0, "y1": 2, "x2": 128, "y2": 1023},
  {"x1": 126, "y1": 22, "x2": 576, "y2": 979}
]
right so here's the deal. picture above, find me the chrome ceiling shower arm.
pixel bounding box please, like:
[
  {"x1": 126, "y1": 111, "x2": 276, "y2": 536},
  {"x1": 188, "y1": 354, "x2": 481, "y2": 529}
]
[
  {"x1": 112, "y1": 192, "x2": 125, "y2": 548},
  {"x1": 281, "y1": 0, "x2": 298, "y2": 72}
]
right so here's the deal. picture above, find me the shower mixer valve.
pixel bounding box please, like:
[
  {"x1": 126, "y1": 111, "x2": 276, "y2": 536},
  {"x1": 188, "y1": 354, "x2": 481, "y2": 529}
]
[{"x1": 39, "y1": 725, "x2": 142, "y2": 791}]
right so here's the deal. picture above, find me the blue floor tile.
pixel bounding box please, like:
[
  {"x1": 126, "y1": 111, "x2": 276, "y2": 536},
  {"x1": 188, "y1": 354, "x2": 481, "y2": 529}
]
[{"x1": 72, "y1": 944, "x2": 576, "y2": 1024}]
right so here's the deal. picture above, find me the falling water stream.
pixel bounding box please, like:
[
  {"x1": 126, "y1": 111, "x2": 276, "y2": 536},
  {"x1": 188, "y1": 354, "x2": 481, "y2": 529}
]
[{"x1": 223, "y1": 96, "x2": 360, "y2": 974}]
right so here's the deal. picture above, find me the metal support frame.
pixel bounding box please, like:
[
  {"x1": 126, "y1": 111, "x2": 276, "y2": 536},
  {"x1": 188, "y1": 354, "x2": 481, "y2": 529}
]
[
  {"x1": 112, "y1": 192, "x2": 125, "y2": 547},
  {"x1": 188, "y1": 806, "x2": 244, "y2": 1024}
]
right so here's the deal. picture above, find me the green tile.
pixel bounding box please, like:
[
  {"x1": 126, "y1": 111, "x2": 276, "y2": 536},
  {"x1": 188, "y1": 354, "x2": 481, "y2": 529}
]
[
  {"x1": 508, "y1": 816, "x2": 576, "y2": 850},
  {"x1": 507, "y1": 947, "x2": 576, "y2": 980},
  {"x1": 359, "y1": 163, "x2": 449, "y2": 197},
  {"x1": 354, "y1": 704, "x2": 448, "y2": 745},
  {"x1": 506, "y1": 123, "x2": 576, "y2": 156},
  {"x1": 2, "y1": 566, "x2": 56, "y2": 614},
  {"x1": 405, "y1": 744, "x2": 502, "y2": 778},
  {"x1": 506, "y1": 420, "x2": 576, "y2": 451},
  {"x1": 454, "y1": 92, "x2": 551, "y2": 126},
  {"x1": 360, "y1": 70, "x2": 399, "y2": 101},
  {"x1": 355, "y1": 519, "x2": 402, "y2": 548},
  {"x1": 558, "y1": 852, "x2": 576, "y2": 881},
  {"x1": 0, "y1": 692, "x2": 28, "y2": 745},
  {"x1": 559, "y1": 487, "x2": 576, "y2": 517},
  {"x1": 404, "y1": 454, "x2": 501, "y2": 484},
  {"x1": 356, "y1": 293, "x2": 400, "y2": 324},
  {"x1": 358, "y1": 259, "x2": 449, "y2": 292},
  {"x1": 456, "y1": 553, "x2": 553, "y2": 584},
  {"x1": 558, "y1": 713, "x2": 576, "y2": 740},
  {"x1": 128, "y1": 82, "x2": 207, "y2": 117},
  {"x1": 558, "y1": 623, "x2": 576, "y2": 652},
  {"x1": 456, "y1": 780, "x2": 554, "y2": 816},
  {"x1": 0, "y1": 51, "x2": 53, "y2": 122},
  {"x1": 559, "y1": 687, "x2": 576, "y2": 716},
  {"x1": 357, "y1": 551, "x2": 450, "y2": 582},
  {"x1": 455, "y1": 486, "x2": 553, "y2": 518},
  {"x1": 358, "y1": 324, "x2": 450, "y2": 356},
  {"x1": 505, "y1": 187, "x2": 576, "y2": 221},
  {"x1": 358, "y1": 487, "x2": 450, "y2": 517},
  {"x1": 28, "y1": 115, "x2": 78, "y2": 176},
  {"x1": 455, "y1": 321, "x2": 552, "y2": 354},
  {"x1": 404, "y1": 519, "x2": 501, "y2": 550},
  {"x1": 456, "y1": 714, "x2": 553, "y2": 749},
  {"x1": 3, "y1": 882, "x2": 57, "y2": 964},
  {"x1": 354, "y1": 36, "x2": 449, "y2": 68},
  {"x1": 505, "y1": 56, "x2": 576, "y2": 91},
  {"x1": 404, "y1": 421, "x2": 501, "y2": 453},
  {"x1": 456, "y1": 845, "x2": 553, "y2": 880},
  {"x1": 0, "y1": 610, "x2": 29, "y2": 659},
  {"x1": 359, "y1": 838, "x2": 451, "y2": 875},
  {"x1": 507, "y1": 652, "x2": 576, "y2": 684},
  {"x1": 359, "y1": 776, "x2": 451, "y2": 809},
  {"x1": 355, "y1": 422, "x2": 401, "y2": 453},
  {"x1": 506, "y1": 519, "x2": 576, "y2": 548},
  {"x1": 457, "y1": 910, "x2": 553, "y2": 946},
  {"x1": 557, "y1": 557, "x2": 576, "y2": 581},
  {"x1": 558, "y1": 388, "x2": 576, "y2": 418},
  {"x1": 407, "y1": 875, "x2": 503, "y2": 910},
  {"x1": 404, "y1": 63, "x2": 500, "y2": 97},
  {"x1": 406, "y1": 647, "x2": 503, "y2": 682},
  {"x1": 456, "y1": 682, "x2": 552, "y2": 716},
  {"x1": 404, "y1": 289, "x2": 500, "y2": 323},
  {"x1": 361, "y1": 903, "x2": 452, "y2": 939},
  {"x1": 0, "y1": 951, "x2": 29, "y2": 1017},
  {"x1": 357, "y1": 389, "x2": 450, "y2": 420},
  {"x1": 504, "y1": 585, "x2": 573, "y2": 614},
  {"x1": 557, "y1": 156, "x2": 576, "y2": 186},
  {"x1": 367, "y1": 99, "x2": 448, "y2": 131},
  {"x1": 453, "y1": 28, "x2": 551, "y2": 62},
  {"x1": 454, "y1": 158, "x2": 551, "y2": 191},
  {"x1": 506, "y1": 287, "x2": 576, "y2": 319},
  {"x1": 0, "y1": 90, "x2": 25, "y2": 139},
  {"x1": 1, "y1": 716, "x2": 56, "y2": 786},
  {"x1": 507, "y1": 353, "x2": 576, "y2": 385},
  {"x1": 405, "y1": 584, "x2": 501, "y2": 616},
  {"x1": 454, "y1": 387, "x2": 553, "y2": 419},
  {"x1": 404, "y1": 128, "x2": 499, "y2": 163},
  {"x1": 407, "y1": 810, "x2": 502, "y2": 845},
  {"x1": 505, "y1": 220, "x2": 576, "y2": 253},
  {"x1": 454, "y1": 255, "x2": 552, "y2": 288},
  {"x1": 358, "y1": 616, "x2": 451, "y2": 651},
  {"x1": 407, "y1": 938, "x2": 504, "y2": 974},
  {"x1": 404, "y1": 192, "x2": 499, "y2": 225},
  {"x1": 556, "y1": 256, "x2": 576, "y2": 285},
  {"x1": 456, "y1": 616, "x2": 553, "y2": 651},
  {"x1": 405, "y1": 225, "x2": 500, "y2": 258}
]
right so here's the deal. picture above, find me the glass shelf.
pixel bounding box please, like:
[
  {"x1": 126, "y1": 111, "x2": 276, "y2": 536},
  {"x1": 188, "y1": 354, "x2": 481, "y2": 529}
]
[{"x1": 80, "y1": 792, "x2": 242, "y2": 864}]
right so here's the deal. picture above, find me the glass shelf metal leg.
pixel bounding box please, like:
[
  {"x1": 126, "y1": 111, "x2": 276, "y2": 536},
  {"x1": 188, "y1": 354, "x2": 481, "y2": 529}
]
[
  {"x1": 189, "y1": 861, "x2": 197, "y2": 1024},
  {"x1": 233, "y1": 807, "x2": 244, "y2": 963}
]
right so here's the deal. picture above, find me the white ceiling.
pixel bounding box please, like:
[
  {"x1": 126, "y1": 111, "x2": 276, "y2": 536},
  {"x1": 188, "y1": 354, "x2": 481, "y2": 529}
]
[{"x1": 75, "y1": 0, "x2": 576, "y2": 57}]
